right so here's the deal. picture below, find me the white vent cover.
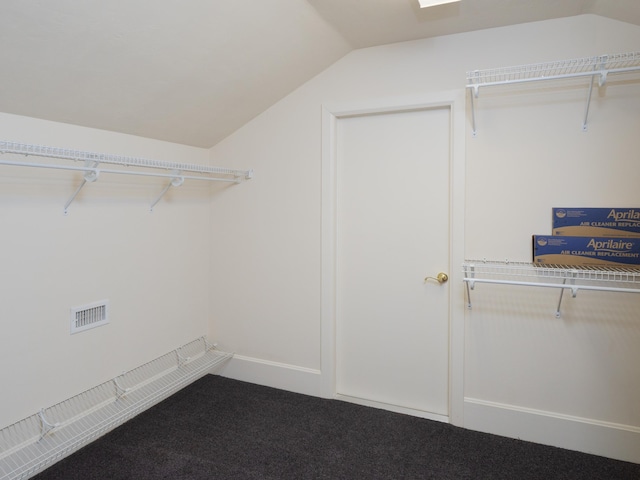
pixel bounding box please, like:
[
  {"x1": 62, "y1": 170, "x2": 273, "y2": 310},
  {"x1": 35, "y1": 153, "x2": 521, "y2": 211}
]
[{"x1": 70, "y1": 299, "x2": 110, "y2": 334}]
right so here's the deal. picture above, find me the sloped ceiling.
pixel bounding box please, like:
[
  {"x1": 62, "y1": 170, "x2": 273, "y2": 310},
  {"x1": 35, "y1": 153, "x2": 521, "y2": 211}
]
[{"x1": 0, "y1": 0, "x2": 638, "y2": 148}]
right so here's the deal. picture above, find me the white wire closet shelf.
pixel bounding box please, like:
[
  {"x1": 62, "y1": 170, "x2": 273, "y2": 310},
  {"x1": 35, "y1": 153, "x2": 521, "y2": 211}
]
[
  {"x1": 0, "y1": 337, "x2": 232, "y2": 480},
  {"x1": 0, "y1": 140, "x2": 254, "y2": 213},
  {"x1": 462, "y1": 259, "x2": 640, "y2": 317},
  {"x1": 466, "y1": 51, "x2": 640, "y2": 136}
]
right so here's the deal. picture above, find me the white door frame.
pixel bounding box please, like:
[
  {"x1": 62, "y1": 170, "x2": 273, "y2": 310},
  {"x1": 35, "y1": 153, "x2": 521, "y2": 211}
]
[{"x1": 320, "y1": 90, "x2": 466, "y2": 426}]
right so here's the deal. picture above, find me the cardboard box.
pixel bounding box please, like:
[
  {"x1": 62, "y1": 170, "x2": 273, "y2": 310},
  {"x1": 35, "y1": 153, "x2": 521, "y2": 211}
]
[
  {"x1": 552, "y1": 208, "x2": 640, "y2": 237},
  {"x1": 532, "y1": 235, "x2": 640, "y2": 267}
]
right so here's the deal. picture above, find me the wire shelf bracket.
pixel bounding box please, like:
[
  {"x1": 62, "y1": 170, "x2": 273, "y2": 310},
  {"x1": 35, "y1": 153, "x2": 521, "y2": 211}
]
[
  {"x1": 113, "y1": 376, "x2": 130, "y2": 401},
  {"x1": 37, "y1": 410, "x2": 59, "y2": 441},
  {"x1": 149, "y1": 171, "x2": 185, "y2": 212},
  {"x1": 463, "y1": 260, "x2": 640, "y2": 317},
  {"x1": 0, "y1": 140, "x2": 254, "y2": 213},
  {"x1": 466, "y1": 51, "x2": 640, "y2": 136}
]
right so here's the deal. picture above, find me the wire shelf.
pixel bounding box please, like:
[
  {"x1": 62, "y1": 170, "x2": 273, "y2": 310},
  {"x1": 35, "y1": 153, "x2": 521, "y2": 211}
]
[
  {"x1": 0, "y1": 337, "x2": 232, "y2": 480},
  {"x1": 466, "y1": 51, "x2": 640, "y2": 88},
  {"x1": 0, "y1": 140, "x2": 253, "y2": 212},
  {"x1": 463, "y1": 260, "x2": 640, "y2": 284},
  {"x1": 0, "y1": 141, "x2": 249, "y2": 178},
  {"x1": 462, "y1": 260, "x2": 640, "y2": 317},
  {"x1": 465, "y1": 51, "x2": 640, "y2": 136}
]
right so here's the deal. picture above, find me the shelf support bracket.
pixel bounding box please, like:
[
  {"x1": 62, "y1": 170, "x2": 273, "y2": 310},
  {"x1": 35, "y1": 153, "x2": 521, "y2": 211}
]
[
  {"x1": 203, "y1": 337, "x2": 218, "y2": 352},
  {"x1": 235, "y1": 168, "x2": 254, "y2": 183},
  {"x1": 468, "y1": 87, "x2": 478, "y2": 137},
  {"x1": 113, "y1": 375, "x2": 130, "y2": 401},
  {"x1": 176, "y1": 348, "x2": 190, "y2": 367},
  {"x1": 582, "y1": 75, "x2": 595, "y2": 132},
  {"x1": 64, "y1": 161, "x2": 100, "y2": 214},
  {"x1": 150, "y1": 171, "x2": 184, "y2": 212},
  {"x1": 582, "y1": 57, "x2": 609, "y2": 132},
  {"x1": 555, "y1": 272, "x2": 580, "y2": 317},
  {"x1": 555, "y1": 279, "x2": 567, "y2": 317},
  {"x1": 38, "y1": 409, "x2": 59, "y2": 440},
  {"x1": 463, "y1": 263, "x2": 475, "y2": 309}
]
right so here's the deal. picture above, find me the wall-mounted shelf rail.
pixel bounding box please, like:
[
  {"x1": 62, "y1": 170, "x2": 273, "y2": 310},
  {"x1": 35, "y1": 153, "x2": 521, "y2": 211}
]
[
  {"x1": 462, "y1": 260, "x2": 640, "y2": 317},
  {"x1": 0, "y1": 140, "x2": 253, "y2": 213},
  {"x1": 466, "y1": 51, "x2": 640, "y2": 136}
]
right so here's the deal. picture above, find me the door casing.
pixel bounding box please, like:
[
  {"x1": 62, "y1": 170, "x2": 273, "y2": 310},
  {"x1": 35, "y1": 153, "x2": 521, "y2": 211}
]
[{"x1": 320, "y1": 91, "x2": 466, "y2": 426}]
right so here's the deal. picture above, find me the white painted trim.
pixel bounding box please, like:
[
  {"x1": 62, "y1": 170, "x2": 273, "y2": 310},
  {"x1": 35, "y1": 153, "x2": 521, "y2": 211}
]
[
  {"x1": 336, "y1": 393, "x2": 450, "y2": 423},
  {"x1": 464, "y1": 397, "x2": 640, "y2": 464},
  {"x1": 448, "y1": 89, "x2": 466, "y2": 427},
  {"x1": 320, "y1": 105, "x2": 338, "y2": 400},
  {"x1": 320, "y1": 90, "x2": 466, "y2": 425},
  {"x1": 219, "y1": 354, "x2": 323, "y2": 397}
]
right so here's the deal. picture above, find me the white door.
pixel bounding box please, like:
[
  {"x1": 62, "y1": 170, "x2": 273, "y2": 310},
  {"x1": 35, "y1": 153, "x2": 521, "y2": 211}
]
[{"x1": 336, "y1": 106, "x2": 451, "y2": 419}]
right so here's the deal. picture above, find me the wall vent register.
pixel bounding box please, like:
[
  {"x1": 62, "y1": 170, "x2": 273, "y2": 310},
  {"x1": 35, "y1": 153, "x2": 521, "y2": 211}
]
[{"x1": 70, "y1": 300, "x2": 110, "y2": 334}]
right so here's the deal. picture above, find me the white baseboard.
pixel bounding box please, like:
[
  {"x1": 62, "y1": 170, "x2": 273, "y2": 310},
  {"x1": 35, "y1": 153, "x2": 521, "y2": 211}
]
[
  {"x1": 215, "y1": 357, "x2": 640, "y2": 464},
  {"x1": 218, "y1": 354, "x2": 324, "y2": 398},
  {"x1": 464, "y1": 397, "x2": 640, "y2": 464},
  {"x1": 335, "y1": 393, "x2": 450, "y2": 423},
  {"x1": 218, "y1": 355, "x2": 451, "y2": 423}
]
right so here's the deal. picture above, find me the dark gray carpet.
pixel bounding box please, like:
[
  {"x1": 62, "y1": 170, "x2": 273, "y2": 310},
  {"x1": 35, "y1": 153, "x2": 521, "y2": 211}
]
[{"x1": 33, "y1": 375, "x2": 639, "y2": 479}]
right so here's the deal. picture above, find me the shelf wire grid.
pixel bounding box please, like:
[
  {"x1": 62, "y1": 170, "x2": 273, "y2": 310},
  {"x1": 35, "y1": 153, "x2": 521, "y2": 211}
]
[
  {"x1": 462, "y1": 260, "x2": 640, "y2": 285},
  {"x1": 0, "y1": 337, "x2": 232, "y2": 480},
  {"x1": 466, "y1": 51, "x2": 640, "y2": 88},
  {"x1": 0, "y1": 140, "x2": 251, "y2": 179},
  {"x1": 462, "y1": 260, "x2": 640, "y2": 316}
]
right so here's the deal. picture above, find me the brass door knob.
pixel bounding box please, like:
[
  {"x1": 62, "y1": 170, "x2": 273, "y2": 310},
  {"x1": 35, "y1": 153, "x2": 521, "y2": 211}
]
[{"x1": 424, "y1": 272, "x2": 448, "y2": 284}]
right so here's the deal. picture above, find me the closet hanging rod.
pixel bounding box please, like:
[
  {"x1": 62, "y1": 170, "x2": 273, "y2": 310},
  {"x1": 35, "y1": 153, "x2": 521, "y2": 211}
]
[{"x1": 0, "y1": 140, "x2": 252, "y2": 179}]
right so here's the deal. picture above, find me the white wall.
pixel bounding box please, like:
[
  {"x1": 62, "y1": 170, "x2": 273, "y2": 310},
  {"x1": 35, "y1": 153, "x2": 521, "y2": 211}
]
[
  {"x1": 0, "y1": 12, "x2": 637, "y2": 464},
  {"x1": 0, "y1": 113, "x2": 214, "y2": 428},
  {"x1": 208, "y1": 14, "x2": 640, "y2": 462}
]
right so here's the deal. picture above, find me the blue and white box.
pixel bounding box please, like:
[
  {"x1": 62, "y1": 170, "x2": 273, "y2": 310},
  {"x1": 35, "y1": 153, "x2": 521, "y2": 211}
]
[
  {"x1": 552, "y1": 208, "x2": 640, "y2": 237},
  {"x1": 533, "y1": 235, "x2": 640, "y2": 267}
]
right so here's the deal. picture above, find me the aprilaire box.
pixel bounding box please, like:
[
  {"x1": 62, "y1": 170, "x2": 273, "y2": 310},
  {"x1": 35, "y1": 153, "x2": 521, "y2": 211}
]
[
  {"x1": 533, "y1": 235, "x2": 640, "y2": 267},
  {"x1": 552, "y1": 208, "x2": 640, "y2": 237}
]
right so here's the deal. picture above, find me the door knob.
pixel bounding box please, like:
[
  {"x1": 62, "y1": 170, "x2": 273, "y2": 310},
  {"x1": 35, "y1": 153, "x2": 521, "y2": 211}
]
[{"x1": 424, "y1": 272, "x2": 448, "y2": 284}]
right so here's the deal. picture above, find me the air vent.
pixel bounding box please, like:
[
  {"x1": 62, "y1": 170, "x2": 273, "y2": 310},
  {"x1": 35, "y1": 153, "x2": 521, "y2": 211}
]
[{"x1": 70, "y1": 300, "x2": 110, "y2": 334}]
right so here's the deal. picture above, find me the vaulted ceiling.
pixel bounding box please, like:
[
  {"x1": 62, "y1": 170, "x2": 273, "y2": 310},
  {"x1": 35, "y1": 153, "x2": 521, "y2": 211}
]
[{"x1": 1, "y1": 0, "x2": 639, "y2": 148}]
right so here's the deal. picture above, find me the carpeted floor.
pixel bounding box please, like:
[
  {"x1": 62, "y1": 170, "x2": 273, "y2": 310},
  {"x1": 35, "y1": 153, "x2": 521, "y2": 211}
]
[{"x1": 32, "y1": 375, "x2": 640, "y2": 479}]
